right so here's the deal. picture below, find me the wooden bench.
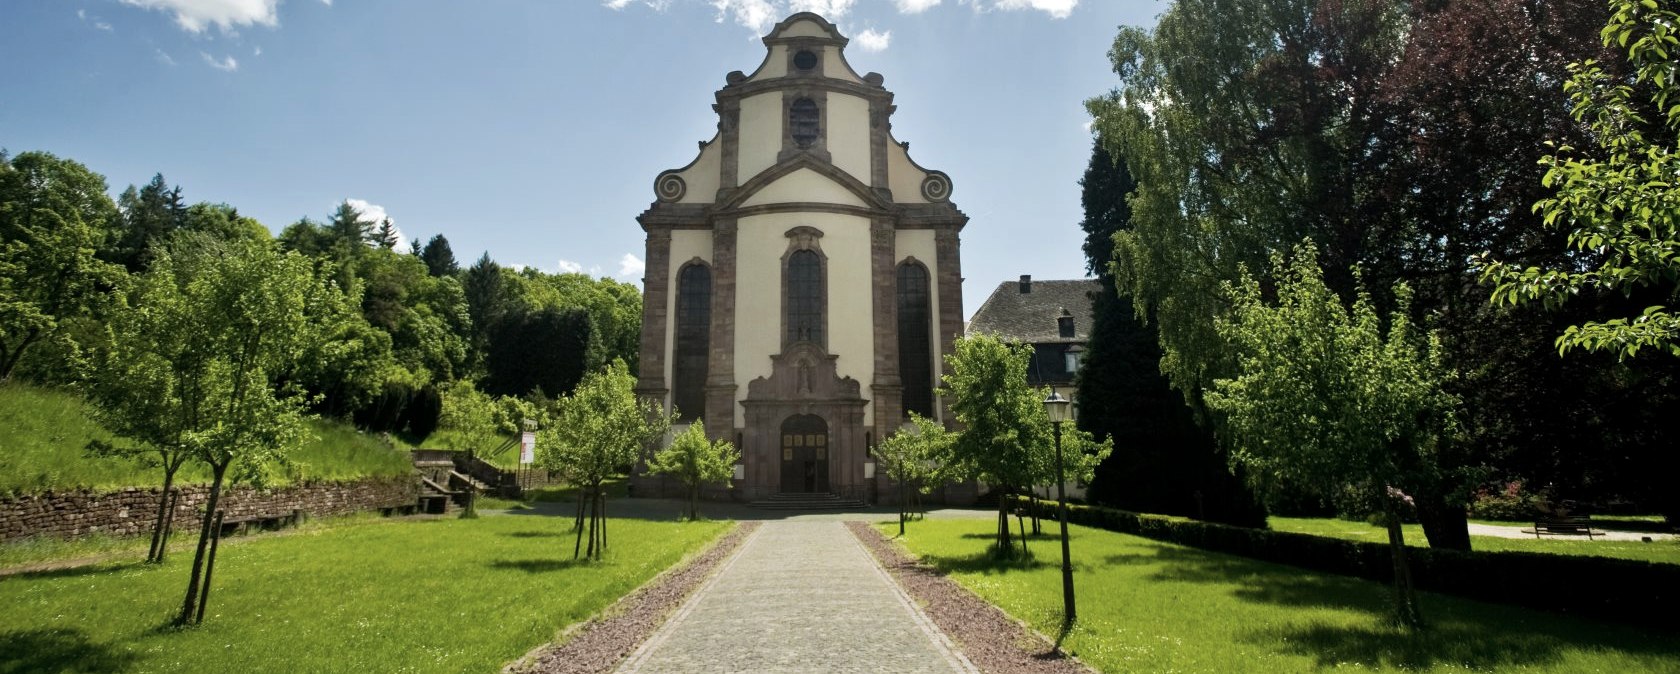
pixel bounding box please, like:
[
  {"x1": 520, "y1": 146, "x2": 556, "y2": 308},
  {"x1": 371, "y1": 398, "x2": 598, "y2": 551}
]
[{"x1": 1533, "y1": 515, "x2": 1596, "y2": 540}]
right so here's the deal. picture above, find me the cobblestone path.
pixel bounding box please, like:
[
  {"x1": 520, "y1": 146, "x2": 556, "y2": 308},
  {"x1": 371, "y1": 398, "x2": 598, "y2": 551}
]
[{"x1": 616, "y1": 520, "x2": 977, "y2": 674}]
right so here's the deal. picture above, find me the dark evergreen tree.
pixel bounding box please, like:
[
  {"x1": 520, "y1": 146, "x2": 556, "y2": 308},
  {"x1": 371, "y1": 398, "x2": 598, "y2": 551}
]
[
  {"x1": 419, "y1": 234, "x2": 459, "y2": 277},
  {"x1": 110, "y1": 173, "x2": 186, "y2": 271},
  {"x1": 482, "y1": 306, "x2": 595, "y2": 399},
  {"x1": 1074, "y1": 143, "x2": 1265, "y2": 527},
  {"x1": 373, "y1": 218, "x2": 400, "y2": 251},
  {"x1": 462, "y1": 252, "x2": 506, "y2": 372}
]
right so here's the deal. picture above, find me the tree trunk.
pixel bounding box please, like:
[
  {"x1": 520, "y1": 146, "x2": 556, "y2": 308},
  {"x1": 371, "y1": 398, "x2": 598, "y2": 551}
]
[
  {"x1": 1384, "y1": 497, "x2": 1424, "y2": 629},
  {"x1": 995, "y1": 489, "x2": 1013, "y2": 558},
  {"x1": 599, "y1": 490, "x2": 608, "y2": 551},
  {"x1": 1031, "y1": 491, "x2": 1042, "y2": 535},
  {"x1": 177, "y1": 463, "x2": 228, "y2": 626},
  {"x1": 148, "y1": 469, "x2": 179, "y2": 564},
  {"x1": 1417, "y1": 486, "x2": 1472, "y2": 551},
  {"x1": 574, "y1": 486, "x2": 586, "y2": 532}
]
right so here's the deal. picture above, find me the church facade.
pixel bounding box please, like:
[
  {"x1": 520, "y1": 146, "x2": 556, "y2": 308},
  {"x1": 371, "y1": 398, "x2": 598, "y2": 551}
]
[{"x1": 632, "y1": 13, "x2": 967, "y2": 502}]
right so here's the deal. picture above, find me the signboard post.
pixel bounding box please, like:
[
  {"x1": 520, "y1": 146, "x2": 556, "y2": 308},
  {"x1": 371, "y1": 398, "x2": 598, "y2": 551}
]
[{"x1": 519, "y1": 431, "x2": 536, "y2": 488}]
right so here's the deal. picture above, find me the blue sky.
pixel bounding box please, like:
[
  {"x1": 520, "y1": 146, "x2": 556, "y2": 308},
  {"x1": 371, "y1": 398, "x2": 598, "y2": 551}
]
[{"x1": 2, "y1": 0, "x2": 1163, "y2": 315}]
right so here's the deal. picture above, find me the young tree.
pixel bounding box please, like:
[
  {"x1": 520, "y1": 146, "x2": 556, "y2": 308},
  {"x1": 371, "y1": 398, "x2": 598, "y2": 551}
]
[
  {"x1": 0, "y1": 151, "x2": 125, "y2": 382},
  {"x1": 1206, "y1": 242, "x2": 1458, "y2": 629},
  {"x1": 538, "y1": 361, "x2": 671, "y2": 560},
  {"x1": 110, "y1": 173, "x2": 186, "y2": 272},
  {"x1": 373, "y1": 218, "x2": 400, "y2": 251},
  {"x1": 438, "y1": 380, "x2": 501, "y2": 518},
  {"x1": 874, "y1": 413, "x2": 951, "y2": 537},
  {"x1": 938, "y1": 334, "x2": 1052, "y2": 558},
  {"x1": 91, "y1": 239, "x2": 330, "y2": 627},
  {"x1": 1480, "y1": 0, "x2": 1680, "y2": 360},
  {"x1": 645, "y1": 420, "x2": 738, "y2": 521}
]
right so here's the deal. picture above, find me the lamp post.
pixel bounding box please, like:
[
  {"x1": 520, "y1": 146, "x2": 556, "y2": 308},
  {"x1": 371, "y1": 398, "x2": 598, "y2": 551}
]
[{"x1": 1042, "y1": 388, "x2": 1076, "y2": 624}]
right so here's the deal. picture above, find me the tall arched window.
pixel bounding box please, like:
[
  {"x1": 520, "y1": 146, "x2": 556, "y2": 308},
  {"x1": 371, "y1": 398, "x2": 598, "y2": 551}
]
[
  {"x1": 786, "y1": 249, "x2": 823, "y2": 346},
  {"x1": 897, "y1": 262, "x2": 933, "y2": 418},
  {"x1": 673, "y1": 263, "x2": 711, "y2": 421},
  {"x1": 790, "y1": 98, "x2": 819, "y2": 148}
]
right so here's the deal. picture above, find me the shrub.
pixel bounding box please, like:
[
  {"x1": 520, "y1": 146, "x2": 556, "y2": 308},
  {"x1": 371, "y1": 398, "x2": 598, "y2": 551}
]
[{"x1": 1468, "y1": 480, "x2": 1542, "y2": 521}]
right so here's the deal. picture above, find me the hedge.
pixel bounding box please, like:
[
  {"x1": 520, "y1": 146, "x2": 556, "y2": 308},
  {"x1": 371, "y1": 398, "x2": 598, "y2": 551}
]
[{"x1": 1009, "y1": 496, "x2": 1678, "y2": 629}]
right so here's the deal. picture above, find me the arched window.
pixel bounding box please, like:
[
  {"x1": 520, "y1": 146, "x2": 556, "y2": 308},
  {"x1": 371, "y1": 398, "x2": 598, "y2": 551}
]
[
  {"x1": 673, "y1": 263, "x2": 711, "y2": 421},
  {"x1": 897, "y1": 262, "x2": 933, "y2": 418},
  {"x1": 786, "y1": 249, "x2": 823, "y2": 346},
  {"x1": 790, "y1": 98, "x2": 819, "y2": 148}
]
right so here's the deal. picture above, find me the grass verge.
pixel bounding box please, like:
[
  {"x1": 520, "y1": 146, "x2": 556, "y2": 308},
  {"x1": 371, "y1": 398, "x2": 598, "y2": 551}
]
[
  {"x1": 1269, "y1": 516, "x2": 1680, "y2": 565},
  {"x1": 0, "y1": 383, "x2": 413, "y2": 495},
  {"x1": 0, "y1": 514, "x2": 729, "y2": 673},
  {"x1": 883, "y1": 518, "x2": 1680, "y2": 673}
]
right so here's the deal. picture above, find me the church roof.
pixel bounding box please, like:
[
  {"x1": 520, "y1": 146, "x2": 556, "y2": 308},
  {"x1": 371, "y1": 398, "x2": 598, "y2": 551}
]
[{"x1": 967, "y1": 277, "x2": 1102, "y2": 344}]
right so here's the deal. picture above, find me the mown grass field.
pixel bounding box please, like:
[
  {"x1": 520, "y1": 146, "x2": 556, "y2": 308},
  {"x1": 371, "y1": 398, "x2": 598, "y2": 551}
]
[
  {"x1": 883, "y1": 518, "x2": 1680, "y2": 673},
  {"x1": 1268, "y1": 516, "x2": 1680, "y2": 565},
  {"x1": 0, "y1": 384, "x2": 414, "y2": 495},
  {"x1": 1, "y1": 514, "x2": 730, "y2": 673}
]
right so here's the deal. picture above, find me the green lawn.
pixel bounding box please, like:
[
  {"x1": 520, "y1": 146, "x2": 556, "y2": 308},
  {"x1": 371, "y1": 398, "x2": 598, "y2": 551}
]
[
  {"x1": 1268, "y1": 516, "x2": 1680, "y2": 565},
  {"x1": 0, "y1": 514, "x2": 729, "y2": 673},
  {"x1": 0, "y1": 383, "x2": 413, "y2": 495},
  {"x1": 883, "y1": 519, "x2": 1680, "y2": 673}
]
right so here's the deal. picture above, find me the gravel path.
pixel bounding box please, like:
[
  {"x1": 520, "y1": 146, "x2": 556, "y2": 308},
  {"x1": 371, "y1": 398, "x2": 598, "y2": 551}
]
[
  {"x1": 616, "y1": 520, "x2": 975, "y2": 674},
  {"x1": 508, "y1": 522, "x2": 760, "y2": 674},
  {"x1": 848, "y1": 522, "x2": 1094, "y2": 674}
]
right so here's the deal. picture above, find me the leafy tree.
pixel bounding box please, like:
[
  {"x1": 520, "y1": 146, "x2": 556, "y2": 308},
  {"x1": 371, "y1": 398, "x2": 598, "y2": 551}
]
[
  {"x1": 1206, "y1": 242, "x2": 1458, "y2": 629},
  {"x1": 538, "y1": 360, "x2": 671, "y2": 560},
  {"x1": 938, "y1": 334, "x2": 1053, "y2": 558},
  {"x1": 181, "y1": 203, "x2": 269, "y2": 244},
  {"x1": 419, "y1": 233, "x2": 459, "y2": 277},
  {"x1": 1073, "y1": 143, "x2": 1265, "y2": 526},
  {"x1": 1480, "y1": 0, "x2": 1680, "y2": 360},
  {"x1": 90, "y1": 239, "x2": 329, "y2": 626},
  {"x1": 874, "y1": 413, "x2": 951, "y2": 537},
  {"x1": 645, "y1": 420, "x2": 738, "y2": 521},
  {"x1": 438, "y1": 379, "x2": 502, "y2": 518},
  {"x1": 0, "y1": 151, "x2": 124, "y2": 382}
]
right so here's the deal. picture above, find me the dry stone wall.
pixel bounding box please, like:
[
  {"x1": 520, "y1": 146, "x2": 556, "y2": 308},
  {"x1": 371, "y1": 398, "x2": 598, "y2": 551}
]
[{"x1": 0, "y1": 476, "x2": 418, "y2": 542}]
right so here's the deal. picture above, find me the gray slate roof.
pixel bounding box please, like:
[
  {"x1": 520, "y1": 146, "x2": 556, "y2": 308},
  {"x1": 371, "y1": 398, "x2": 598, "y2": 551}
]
[{"x1": 966, "y1": 278, "x2": 1102, "y2": 344}]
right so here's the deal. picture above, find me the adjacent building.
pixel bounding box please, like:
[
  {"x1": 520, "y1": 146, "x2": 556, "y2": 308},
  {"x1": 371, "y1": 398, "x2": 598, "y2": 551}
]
[{"x1": 967, "y1": 275, "x2": 1100, "y2": 394}]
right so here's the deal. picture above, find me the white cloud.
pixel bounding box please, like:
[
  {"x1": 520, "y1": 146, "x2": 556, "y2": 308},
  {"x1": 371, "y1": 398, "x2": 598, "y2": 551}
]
[
  {"x1": 895, "y1": 0, "x2": 941, "y2": 12},
  {"x1": 344, "y1": 198, "x2": 412, "y2": 253},
  {"x1": 710, "y1": 0, "x2": 780, "y2": 33},
  {"x1": 557, "y1": 259, "x2": 585, "y2": 274},
  {"x1": 78, "y1": 8, "x2": 115, "y2": 30},
  {"x1": 618, "y1": 253, "x2": 646, "y2": 279},
  {"x1": 603, "y1": 0, "x2": 634, "y2": 7},
  {"x1": 510, "y1": 263, "x2": 528, "y2": 273},
  {"x1": 253, "y1": 45, "x2": 262, "y2": 56},
  {"x1": 155, "y1": 49, "x2": 177, "y2": 66},
  {"x1": 853, "y1": 28, "x2": 890, "y2": 51},
  {"x1": 120, "y1": 0, "x2": 281, "y2": 33},
  {"x1": 789, "y1": 0, "x2": 854, "y2": 17},
  {"x1": 96, "y1": 21, "x2": 114, "y2": 30},
  {"x1": 201, "y1": 52, "x2": 239, "y2": 71},
  {"x1": 78, "y1": 9, "x2": 86, "y2": 19},
  {"x1": 993, "y1": 0, "x2": 1076, "y2": 18}
]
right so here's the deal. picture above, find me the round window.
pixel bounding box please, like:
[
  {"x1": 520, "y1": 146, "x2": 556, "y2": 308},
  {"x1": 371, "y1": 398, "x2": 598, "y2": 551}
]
[{"x1": 793, "y1": 50, "x2": 818, "y2": 71}]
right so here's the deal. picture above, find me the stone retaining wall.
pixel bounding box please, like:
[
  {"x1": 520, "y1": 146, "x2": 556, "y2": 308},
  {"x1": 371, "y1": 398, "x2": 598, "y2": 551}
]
[{"x1": 0, "y1": 476, "x2": 419, "y2": 542}]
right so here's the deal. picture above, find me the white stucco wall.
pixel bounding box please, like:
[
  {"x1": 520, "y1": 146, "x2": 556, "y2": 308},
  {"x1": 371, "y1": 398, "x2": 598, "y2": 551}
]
[
  {"x1": 738, "y1": 93, "x2": 781, "y2": 184},
  {"x1": 735, "y1": 212, "x2": 876, "y2": 428},
  {"x1": 886, "y1": 140, "x2": 930, "y2": 204},
  {"x1": 741, "y1": 168, "x2": 866, "y2": 208},
  {"x1": 827, "y1": 94, "x2": 871, "y2": 185},
  {"x1": 677, "y1": 136, "x2": 722, "y2": 204},
  {"x1": 752, "y1": 46, "x2": 789, "y2": 81},
  {"x1": 663, "y1": 230, "x2": 715, "y2": 408}
]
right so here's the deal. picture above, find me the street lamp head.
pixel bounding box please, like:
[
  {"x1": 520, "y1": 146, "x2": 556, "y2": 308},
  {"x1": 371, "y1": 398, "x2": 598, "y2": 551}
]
[{"x1": 1042, "y1": 389, "x2": 1072, "y2": 424}]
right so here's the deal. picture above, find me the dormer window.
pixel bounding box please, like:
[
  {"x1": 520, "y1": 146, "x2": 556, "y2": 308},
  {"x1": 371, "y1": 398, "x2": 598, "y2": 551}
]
[
  {"x1": 790, "y1": 98, "x2": 819, "y2": 148},
  {"x1": 1057, "y1": 309, "x2": 1075, "y2": 339}
]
